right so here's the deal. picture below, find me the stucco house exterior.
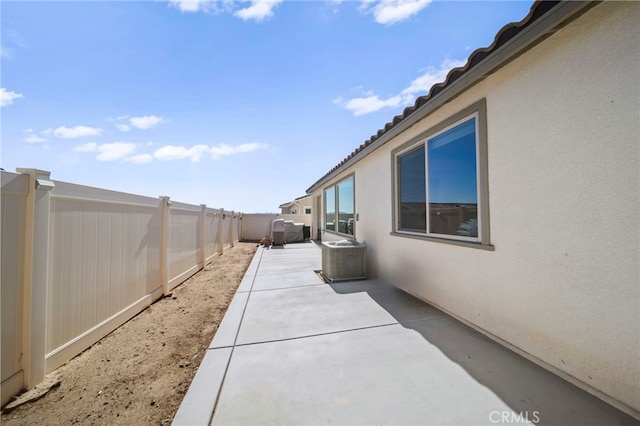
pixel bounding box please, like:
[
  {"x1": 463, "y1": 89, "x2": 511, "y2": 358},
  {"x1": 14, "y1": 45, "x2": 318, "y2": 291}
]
[
  {"x1": 307, "y1": 1, "x2": 639, "y2": 419},
  {"x1": 279, "y1": 195, "x2": 312, "y2": 215}
]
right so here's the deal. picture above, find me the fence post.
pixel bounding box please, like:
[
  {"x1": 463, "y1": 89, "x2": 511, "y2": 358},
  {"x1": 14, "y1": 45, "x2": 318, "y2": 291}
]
[
  {"x1": 16, "y1": 168, "x2": 54, "y2": 389},
  {"x1": 159, "y1": 196, "x2": 171, "y2": 295},
  {"x1": 199, "y1": 204, "x2": 206, "y2": 267},
  {"x1": 218, "y1": 208, "x2": 225, "y2": 255},
  {"x1": 230, "y1": 211, "x2": 235, "y2": 247}
]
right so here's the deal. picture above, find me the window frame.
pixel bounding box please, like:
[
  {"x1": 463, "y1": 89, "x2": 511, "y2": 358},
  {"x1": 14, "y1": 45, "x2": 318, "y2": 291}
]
[
  {"x1": 324, "y1": 186, "x2": 336, "y2": 232},
  {"x1": 323, "y1": 174, "x2": 356, "y2": 238},
  {"x1": 391, "y1": 99, "x2": 492, "y2": 249}
]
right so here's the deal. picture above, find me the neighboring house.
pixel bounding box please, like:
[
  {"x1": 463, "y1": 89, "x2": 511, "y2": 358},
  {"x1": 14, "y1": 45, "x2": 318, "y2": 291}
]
[
  {"x1": 279, "y1": 195, "x2": 312, "y2": 215},
  {"x1": 307, "y1": 1, "x2": 639, "y2": 419}
]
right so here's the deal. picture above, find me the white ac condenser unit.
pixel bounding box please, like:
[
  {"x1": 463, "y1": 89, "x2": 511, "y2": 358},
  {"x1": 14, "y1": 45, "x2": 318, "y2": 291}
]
[{"x1": 321, "y1": 240, "x2": 367, "y2": 282}]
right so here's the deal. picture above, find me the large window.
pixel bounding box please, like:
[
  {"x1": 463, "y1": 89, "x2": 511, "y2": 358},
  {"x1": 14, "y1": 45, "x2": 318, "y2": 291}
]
[
  {"x1": 393, "y1": 101, "x2": 489, "y2": 246},
  {"x1": 324, "y1": 186, "x2": 336, "y2": 232},
  {"x1": 324, "y1": 175, "x2": 355, "y2": 236}
]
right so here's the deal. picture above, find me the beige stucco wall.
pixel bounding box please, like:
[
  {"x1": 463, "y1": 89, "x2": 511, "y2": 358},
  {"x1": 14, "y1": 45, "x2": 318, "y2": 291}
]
[
  {"x1": 312, "y1": 2, "x2": 639, "y2": 416},
  {"x1": 280, "y1": 195, "x2": 313, "y2": 215}
]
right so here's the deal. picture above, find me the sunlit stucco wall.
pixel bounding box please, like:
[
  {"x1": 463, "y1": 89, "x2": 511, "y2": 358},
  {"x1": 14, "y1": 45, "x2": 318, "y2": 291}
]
[{"x1": 311, "y1": 2, "x2": 639, "y2": 416}]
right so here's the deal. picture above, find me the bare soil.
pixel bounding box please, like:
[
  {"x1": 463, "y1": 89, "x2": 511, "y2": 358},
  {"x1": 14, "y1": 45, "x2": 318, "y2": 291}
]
[{"x1": 1, "y1": 242, "x2": 258, "y2": 426}]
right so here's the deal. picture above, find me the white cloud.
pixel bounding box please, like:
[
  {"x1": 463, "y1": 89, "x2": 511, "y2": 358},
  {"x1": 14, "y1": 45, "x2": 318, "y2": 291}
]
[
  {"x1": 154, "y1": 144, "x2": 210, "y2": 162},
  {"x1": 337, "y1": 94, "x2": 406, "y2": 117},
  {"x1": 74, "y1": 142, "x2": 99, "y2": 152},
  {"x1": 24, "y1": 135, "x2": 47, "y2": 143},
  {"x1": 169, "y1": 0, "x2": 207, "y2": 13},
  {"x1": 96, "y1": 143, "x2": 137, "y2": 161},
  {"x1": 74, "y1": 142, "x2": 136, "y2": 161},
  {"x1": 401, "y1": 58, "x2": 467, "y2": 95},
  {"x1": 154, "y1": 142, "x2": 267, "y2": 162},
  {"x1": 366, "y1": 0, "x2": 432, "y2": 25},
  {"x1": 168, "y1": 0, "x2": 280, "y2": 21},
  {"x1": 168, "y1": 0, "x2": 230, "y2": 14},
  {"x1": 1, "y1": 88, "x2": 24, "y2": 107},
  {"x1": 210, "y1": 142, "x2": 267, "y2": 158},
  {"x1": 336, "y1": 58, "x2": 467, "y2": 116},
  {"x1": 113, "y1": 115, "x2": 164, "y2": 131},
  {"x1": 23, "y1": 128, "x2": 47, "y2": 143},
  {"x1": 208, "y1": 144, "x2": 235, "y2": 158},
  {"x1": 74, "y1": 140, "x2": 266, "y2": 163},
  {"x1": 46, "y1": 125, "x2": 103, "y2": 139},
  {"x1": 125, "y1": 154, "x2": 153, "y2": 164},
  {"x1": 129, "y1": 115, "x2": 165, "y2": 130},
  {"x1": 235, "y1": 0, "x2": 283, "y2": 22},
  {"x1": 235, "y1": 142, "x2": 265, "y2": 153}
]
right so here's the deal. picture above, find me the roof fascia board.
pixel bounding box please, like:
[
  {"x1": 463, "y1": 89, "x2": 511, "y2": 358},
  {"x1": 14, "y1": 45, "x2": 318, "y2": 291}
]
[{"x1": 306, "y1": 1, "x2": 596, "y2": 194}]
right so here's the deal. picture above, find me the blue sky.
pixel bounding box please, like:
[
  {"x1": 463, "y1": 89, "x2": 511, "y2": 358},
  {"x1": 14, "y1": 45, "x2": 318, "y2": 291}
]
[{"x1": 1, "y1": 0, "x2": 532, "y2": 213}]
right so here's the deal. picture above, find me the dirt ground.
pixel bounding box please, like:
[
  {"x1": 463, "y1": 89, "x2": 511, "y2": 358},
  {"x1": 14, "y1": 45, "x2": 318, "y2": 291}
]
[{"x1": 1, "y1": 242, "x2": 258, "y2": 426}]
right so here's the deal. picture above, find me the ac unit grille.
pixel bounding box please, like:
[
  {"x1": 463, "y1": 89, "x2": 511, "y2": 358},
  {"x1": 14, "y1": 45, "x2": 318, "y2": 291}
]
[{"x1": 321, "y1": 241, "x2": 367, "y2": 282}]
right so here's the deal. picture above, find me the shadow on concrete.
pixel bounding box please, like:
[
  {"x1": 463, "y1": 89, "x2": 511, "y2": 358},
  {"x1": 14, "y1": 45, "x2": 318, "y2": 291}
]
[{"x1": 328, "y1": 279, "x2": 638, "y2": 425}]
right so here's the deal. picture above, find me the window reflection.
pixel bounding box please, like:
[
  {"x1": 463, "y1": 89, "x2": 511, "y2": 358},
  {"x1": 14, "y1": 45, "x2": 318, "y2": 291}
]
[
  {"x1": 398, "y1": 146, "x2": 426, "y2": 232},
  {"x1": 396, "y1": 117, "x2": 479, "y2": 239},
  {"x1": 324, "y1": 186, "x2": 335, "y2": 232},
  {"x1": 427, "y1": 118, "x2": 477, "y2": 237},
  {"x1": 324, "y1": 176, "x2": 355, "y2": 236},
  {"x1": 337, "y1": 177, "x2": 354, "y2": 235}
]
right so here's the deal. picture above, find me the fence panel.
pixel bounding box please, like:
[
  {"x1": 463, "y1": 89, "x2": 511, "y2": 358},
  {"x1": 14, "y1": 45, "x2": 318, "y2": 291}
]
[
  {"x1": 240, "y1": 213, "x2": 279, "y2": 241},
  {"x1": 239, "y1": 213, "x2": 310, "y2": 241},
  {"x1": 1, "y1": 168, "x2": 248, "y2": 404},
  {"x1": 167, "y1": 202, "x2": 201, "y2": 291},
  {"x1": 204, "y1": 208, "x2": 221, "y2": 262},
  {"x1": 1, "y1": 172, "x2": 29, "y2": 405},
  {"x1": 46, "y1": 182, "x2": 162, "y2": 372},
  {"x1": 206, "y1": 209, "x2": 223, "y2": 261},
  {"x1": 229, "y1": 212, "x2": 238, "y2": 247},
  {"x1": 221, "y1": 209, "x2": 231, "y2": 247}
]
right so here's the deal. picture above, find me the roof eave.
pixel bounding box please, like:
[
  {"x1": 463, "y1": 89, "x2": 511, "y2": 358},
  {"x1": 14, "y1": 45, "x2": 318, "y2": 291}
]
[{"x1": 306, "y1": 0, "x2": 597, "y2": 194}]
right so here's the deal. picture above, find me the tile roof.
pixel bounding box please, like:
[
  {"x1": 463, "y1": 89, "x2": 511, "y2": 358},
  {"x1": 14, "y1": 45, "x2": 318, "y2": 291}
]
[{"x1": 307, "y1": 0, "x2": 561, "y2": 193}]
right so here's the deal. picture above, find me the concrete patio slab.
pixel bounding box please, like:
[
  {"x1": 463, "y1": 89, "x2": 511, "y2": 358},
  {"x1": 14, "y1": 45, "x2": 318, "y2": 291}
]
[
  {"x1": 235, "y1": 284, "x2": 394, "y2": 345},
  {"x1": 235, "y1": 273, "x2": 255, "y2": 293},
  {"x1": 174, "y1": 242, "x2": 639, "y2": 426},
  {"x1": 213, "y1": 323, "x2": 517, "y2": 426},
  {"x1": 253, "y1": 260, "x2": 321, "y2": 276},
  {"x1": 329, "y1": 279, "x2": 448, "y2": 324},
  {"x1": 242, "y1": 248, "x2": 262, "y2": 276},
  {"x1": 404, "y1": 316, "x2": 634, "y2": 425},
  {"x1": 172, "y1": 347, "x2": 232, "y2": 425},
  {"x1": 250, "y1": 269, "x2": 325, "y2": 292},
  {"x1": 209, "y1": 292, "x2": 249, "y2": 349},
  {"x1": 235, "y1": 279, "x2": 446, "y2": 346}
]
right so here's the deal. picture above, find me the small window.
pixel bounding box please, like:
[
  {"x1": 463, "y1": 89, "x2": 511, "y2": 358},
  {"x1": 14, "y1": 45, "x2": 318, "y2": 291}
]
[
  {"x1": 304, "y1": 207, "x2": 312, "y2": 215},
  {"x1": 324, "y1": 175, "x2": 355, "y2": 236},
  {"x1": 393, "y1": 100, "x2": 489, "y2": 246}
]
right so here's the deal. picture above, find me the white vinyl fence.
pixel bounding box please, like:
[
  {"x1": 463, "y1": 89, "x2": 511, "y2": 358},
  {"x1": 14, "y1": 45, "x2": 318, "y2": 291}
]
[
  {"x1": 241, "y1": 213, "x2": 312, "y2": 241},
  {"x1": 1, "y1": 169, "x2": 242, "y2": 406}
]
